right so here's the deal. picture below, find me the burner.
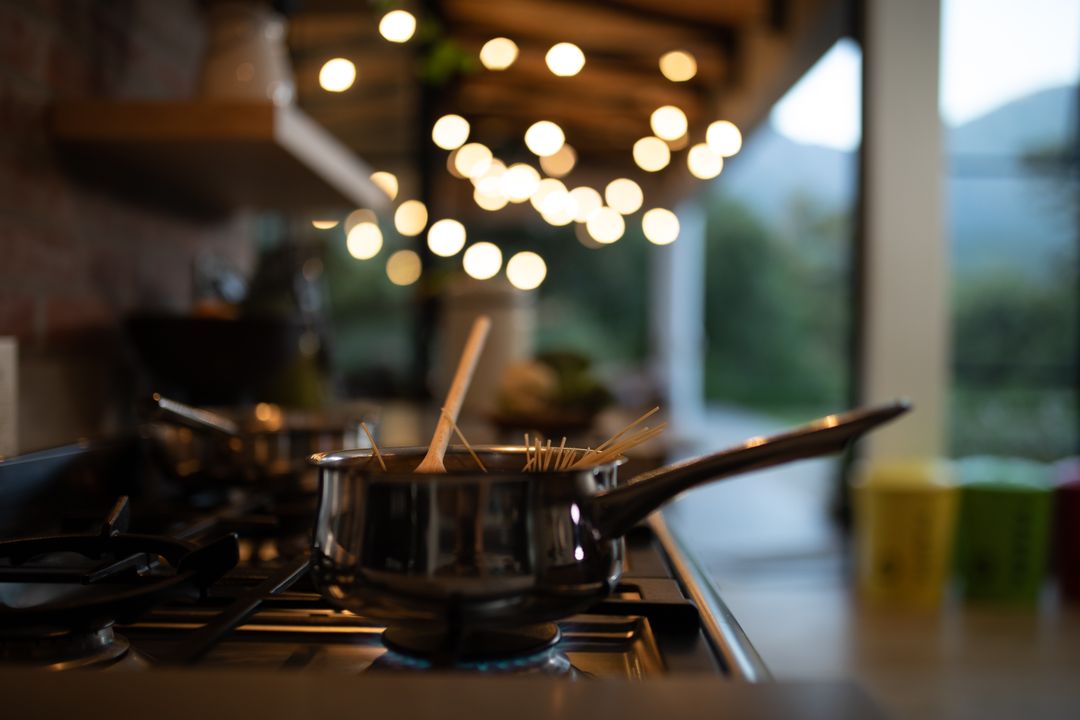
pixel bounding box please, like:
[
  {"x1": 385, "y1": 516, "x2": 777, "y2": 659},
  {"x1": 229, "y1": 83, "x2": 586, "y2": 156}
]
[
  {"x1": 372, "y1": 646, "x2": 578, "y2": 677},
  {"x1": 0, "y1": 622, "x2": 130, "y2": 670},
  {"x1": 374, "y1": 623, "x2": 582, "y2": 677},
  {"x1": 381, "y1": 622, "x2": 561, "y2": 662}
]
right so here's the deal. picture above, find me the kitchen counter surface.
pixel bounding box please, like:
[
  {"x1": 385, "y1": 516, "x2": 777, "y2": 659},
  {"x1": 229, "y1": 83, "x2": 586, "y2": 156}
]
[
  {"x1": 664, "y1": 406, "x2": 1080, "y2": 720},
  {"x1": 0, "y1": 671, "x2": 884, "y2": 719}
]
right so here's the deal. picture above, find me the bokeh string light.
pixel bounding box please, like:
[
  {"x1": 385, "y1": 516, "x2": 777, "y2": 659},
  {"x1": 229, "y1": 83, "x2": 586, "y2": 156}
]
[
  {"x1": 432, "y1": 114, "x2": 470, "y2": 150},
  {"x1": 346, "y1": 222, "x2": 383, "y2": 259},
  {"x1": 369, "y1": 171, "x2": 398, "y2": 200},
  {"x1": 632, "y1": 136, "x2": 671, "y2": 172},
  {"x1": 642, "y1": 208, "x2": 680, "y2": 245},
  {"x1": 479, "y1": 37, "x2": 519, "y2": 70},
  {"x1": 386, "y1": 249, "x2": 422, "y2": 286},
  {"x1": 687, "y1": 143, "x2": 724, "y2": 179},
  {"x1": 378, "y1": 10, "x2": 416, "y2": 43},
  {"x1": 462, "y1": 242, "x2": 503, "y2": 280},
  {"x1": 394, "y1": 200, "x2": 428, "y2": 236},
  {"x1": 659, "y1": 50, "x2": 697, "y2": 82},
  {"x1": 427, "y1": 219, "x2": 467, "y2": 257},
  {"x1": 706, "y1": 120, "x2": 743, "y2": 157},
  {"x1": 545, "y1": 42, "x2": 586, "y2": 76},
  {"x1": 604, "y1": 178, "x2": 644, "y2": 215},
  {"x1": 319, "y1": 58, "x2": 356, "y2": 92},
  {"x1": 506, "y1": 251, "x2": 547, "y2": 290}
]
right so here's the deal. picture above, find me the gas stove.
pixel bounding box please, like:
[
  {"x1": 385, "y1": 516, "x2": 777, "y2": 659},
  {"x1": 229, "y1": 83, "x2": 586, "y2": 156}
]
[{"x1": 0, "y1": 438, "x2": 882, "y2": 719}]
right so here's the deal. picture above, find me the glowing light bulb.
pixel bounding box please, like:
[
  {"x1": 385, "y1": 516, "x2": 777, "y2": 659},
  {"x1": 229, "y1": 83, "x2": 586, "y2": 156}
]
[
  {"x1": 462, "y1": 242, "x2": 502, "y2": 280},
  {"x1": 540, "y1": 144, "x2": 576, "y2": 177},
  {"x1": 687, "y1": 143, "x2": 724, "y2": 179},
  {"x1": 470, "y1": 158, "x2": 506, "y2": 187},
  {"x1": 432, "y1": 114, "x2": 470, "y2": 150},
  {"x1": 632, "y1": 136, "x2": 670, "y2": 172},
  {"x1": 346, "y1": 222, "x2": 383, "y2": 259},
  {"x1": 427, "y1": 219, "x2": 466, "y2": 257},
  {"x1": 706, "y1": 120, "x2": 742, "y2": 157},
  {"x1": 545, "y1": 42, "x2": 585, "y2": 77},
  {"x1": 476, "y1": 175, "x2": 505, "y2": 198},
  {"x1": 506, "y1": 251, "x2": 546, "y2": 290},
  {"x1": 501, "y1": 163, "x2": 540, "y2": 203},
  {"x1": 540, "y1": 189, "x2": 577, "y2": 226},
  {"x1": 569, "y1": 186, "x2": 602, "y2": 222},
  {"x1": 311, "y1": 219, "x2": 339, "y2": 230},
  {"x1": 319, "y1": 58, "x2": 356, "y2": 92},
  {"x1": 659, "y1": 50, "x2": 697, "y2": 82},
  {"x1": 586, "y1": 207, "x2": 625, "y2": 244},
  {"x1": 370, "y1": 171, "x2": 398, "y2": 200},
  {"x1": 530, "y1": 178, "x2": 568, "y2": 213},
  {"x1": 345, "y1": 208, "x2": 376, "y2": 232},
  {"x1": 378, "y1": 10, "x2": 416, "y2": 43},
  {"x1": 479, "y1": 37, "x2": 518, "y2": 70},
  {"x1": 524, "y1": 121, "x2": 565, "y2": 158},
  {"x1": 473, "y1": 163, "x2": 508, "y2": 210},
  {"x1": 453, "y1": 142, "x2": 493, "y2": 178},
  {"x1": 642, "y1": 208, "x2": 679, "y2": 245},
  {"x1": 386, "y1": 249, "x2": 422, "y2": 286},
  {"x1": 604, "y1": 178, "x2": 643, "y2": 215},
  {"x1": 650, "y1": 106, "x2": 688, "y2": 141},
  {"x1": 394, "y1": 200, "x2": 428, "y2": 236},
  {"x1": 474, "y1": 186, "x2": 508, "y2": 211}
]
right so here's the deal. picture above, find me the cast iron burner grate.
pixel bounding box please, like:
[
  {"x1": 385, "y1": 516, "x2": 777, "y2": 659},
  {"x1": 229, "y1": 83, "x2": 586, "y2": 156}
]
[
  {"x1": 0, "y1": 497, "x2": 239, "y2": 669},
  {"x1": 0, "y1": 622, "x2": 131, "y2": 670}
]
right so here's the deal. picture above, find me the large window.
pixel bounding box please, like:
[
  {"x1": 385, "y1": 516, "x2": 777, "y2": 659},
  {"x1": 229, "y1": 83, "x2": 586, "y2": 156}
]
[
  {"x1": 941, "y1": 0, "x2": 1079, "y2": 459},
  {"x1": 702, "y1": 39, "x2": 861, "y2": 421}
]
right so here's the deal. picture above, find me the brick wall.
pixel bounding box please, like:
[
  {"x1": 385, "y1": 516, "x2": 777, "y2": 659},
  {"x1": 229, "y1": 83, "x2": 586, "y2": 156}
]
[{"x1": 0, "y1": 0, "x2": 254, "y2": 451}]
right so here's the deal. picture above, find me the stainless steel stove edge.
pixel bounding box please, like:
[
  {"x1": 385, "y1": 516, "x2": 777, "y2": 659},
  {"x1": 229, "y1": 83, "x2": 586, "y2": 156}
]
[{"x1": 649, "y1": 513, "x2": 771, "y2": 682}]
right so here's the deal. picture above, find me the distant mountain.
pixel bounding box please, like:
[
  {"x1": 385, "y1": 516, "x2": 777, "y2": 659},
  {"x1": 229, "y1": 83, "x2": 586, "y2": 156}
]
[
  {"x1": 947, "y1": 86, "x2": 1076, "y2": 278},
  {"x1": 711, "y1": 85, "x2": 1077, "y2": 279},
  {"x1": 716, "y1": 125, "x2": 857, "y2": 222},
  {"x1": 947, "y1": 85, "x2": 1075, "y2": 156}
]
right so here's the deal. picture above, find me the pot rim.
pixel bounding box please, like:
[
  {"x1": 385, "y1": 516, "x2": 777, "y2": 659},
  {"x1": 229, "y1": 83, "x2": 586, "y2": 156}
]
[{"x1": 309, "y1": 444, "x2": 626, "y2": 476}]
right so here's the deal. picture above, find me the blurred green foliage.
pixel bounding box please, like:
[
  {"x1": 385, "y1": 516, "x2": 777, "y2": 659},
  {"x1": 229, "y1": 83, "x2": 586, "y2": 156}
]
[
  {"x1": 701, "y1": 190, "x2": 852, "y2": 417},
  {"x1": 696, "y1": 185, "x2": 1076, "y2": 459},
  {"x1": 950, "y1": 250, "x2": 1078, "y2": 460}
]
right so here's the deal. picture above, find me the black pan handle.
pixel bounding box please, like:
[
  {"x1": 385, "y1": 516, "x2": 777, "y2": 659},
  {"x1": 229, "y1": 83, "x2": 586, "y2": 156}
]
[
  {"x1": 148, "y1": 393, "x2": 240, "y2": 437},
  {"x1": 591, "y1": 400, "x2": 911, "y2": 540}
]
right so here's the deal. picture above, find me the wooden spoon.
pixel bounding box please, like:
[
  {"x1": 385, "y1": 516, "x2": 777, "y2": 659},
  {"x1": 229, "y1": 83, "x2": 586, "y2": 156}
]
[{"x1": 415, "y1": 315, "x2": 492, "y2": 473}]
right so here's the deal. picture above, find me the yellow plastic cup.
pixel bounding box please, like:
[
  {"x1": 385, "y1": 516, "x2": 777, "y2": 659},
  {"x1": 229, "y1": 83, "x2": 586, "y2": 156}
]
[{"x1": 853, "y1": 459, "x2": 958, "y2": 607}]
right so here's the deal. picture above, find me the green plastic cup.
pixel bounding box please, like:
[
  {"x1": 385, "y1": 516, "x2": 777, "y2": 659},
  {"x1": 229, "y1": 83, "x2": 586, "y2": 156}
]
[{"x1": 954, "y1": 457, "x2": 1053, "y2": 604}]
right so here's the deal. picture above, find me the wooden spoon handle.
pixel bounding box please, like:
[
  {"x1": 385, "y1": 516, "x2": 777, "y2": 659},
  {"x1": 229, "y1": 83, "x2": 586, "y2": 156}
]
[{"x1": 415, "y1": 315, "x2": 492, "y2": 473}]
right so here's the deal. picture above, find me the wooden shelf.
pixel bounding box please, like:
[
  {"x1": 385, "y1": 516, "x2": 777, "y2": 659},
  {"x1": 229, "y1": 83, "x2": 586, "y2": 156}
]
[{"x1": 52, "y1": 102, "x2": 390, "y2": 216}]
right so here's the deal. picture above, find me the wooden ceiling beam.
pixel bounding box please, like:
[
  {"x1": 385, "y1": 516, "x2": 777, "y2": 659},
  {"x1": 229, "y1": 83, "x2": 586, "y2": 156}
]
[
  {"x1": 287, "y1": 13, "x2": 381, "y2": 46},
  {"x1": 441, "y1": 0, "x2": 721, "y2": 53},
  {"x1": 595, "y1": 0, "x2": 769, "y2": 27},
  {"x1": 451, "y1": 32, "x2": 726, "y2": 90},
  {"x1": 451, "y1": 52, "x2": 706, "y2": 117}
]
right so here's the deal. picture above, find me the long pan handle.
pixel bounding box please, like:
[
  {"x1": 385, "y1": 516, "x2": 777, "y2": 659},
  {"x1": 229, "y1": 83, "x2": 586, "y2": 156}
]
[
  {"x1": 148, "y1": 393, "x2": 240, "y2": 437},
  {"x1": 591, "y1": 400, "x2": 911, "y2": 540}
]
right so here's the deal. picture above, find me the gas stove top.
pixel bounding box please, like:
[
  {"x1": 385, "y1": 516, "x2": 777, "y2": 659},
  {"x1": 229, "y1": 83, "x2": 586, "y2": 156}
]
[
  {"x1": 0, "y1": 438, "x2": 884, "y2": 718},
  {"x1": 0, "y1": 439, "x2": 755, "y2": 678}
]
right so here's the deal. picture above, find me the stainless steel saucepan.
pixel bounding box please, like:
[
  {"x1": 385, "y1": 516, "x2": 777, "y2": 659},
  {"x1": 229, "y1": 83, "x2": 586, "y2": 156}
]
[
  {"x1": 310, "y1": 401, "x2": 909, "y2": 637},
  {"x1": 147, "y1": 394, "x2": 376, "y2": 490}
]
